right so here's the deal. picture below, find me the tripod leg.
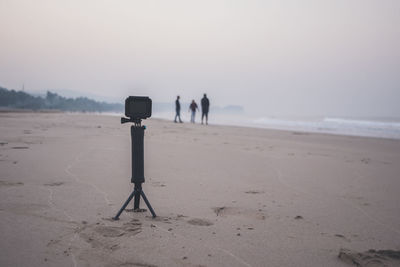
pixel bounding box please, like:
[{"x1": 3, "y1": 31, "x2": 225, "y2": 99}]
[
  {"x1": 140, "y1": 190, "x2": 157, "y2": 218},
  {"x1": 134, "y1": 189, "x2": 141, "y2": 210},
  {"x1": 113, "y1": 189, "x2": 137, "y2": 220}
]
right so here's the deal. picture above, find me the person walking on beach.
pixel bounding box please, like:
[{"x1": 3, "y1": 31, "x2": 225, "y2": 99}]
[
  {"x1": 189, "y1": 100, "x2": 199, "y2": 123},
  {"x1": 174, "y1": 95, "x2": 183, "y2": 123},
  {"x1": 201, "y1": 93, "x2": 210, "y2": 125}
]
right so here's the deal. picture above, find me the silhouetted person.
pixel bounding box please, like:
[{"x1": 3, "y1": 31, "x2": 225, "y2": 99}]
[
  {"x1": 189, "y1": 100, "x2": 199, "y2": 123},
  {"x1": 201, "y1": 93, "x2": 210, "y2": 125},
  {"x1": 174, "y1": 95, "x2": 183, "y2": 123}
]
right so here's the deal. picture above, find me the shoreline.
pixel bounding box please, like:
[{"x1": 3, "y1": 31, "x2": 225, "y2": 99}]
[
  {"x1": 138, "y1": 112, "x2": 400, "y2": 141},
  {"x1": 2, "y1": 110, "x2": 400, "y2": 142},
  {"x1": 153, "y1": 116, "x2": 400, "y2": 142},
  {"x1": 139, "y1": 115, "x2": 400, "y2": 142},
  {"x1": 1, "y1": 109, "x2": 399, "y2": 140}
]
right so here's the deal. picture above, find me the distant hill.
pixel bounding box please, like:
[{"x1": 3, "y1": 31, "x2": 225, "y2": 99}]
[{"x1": 0, "y1": 87, "x2": 123, "y2": 112}]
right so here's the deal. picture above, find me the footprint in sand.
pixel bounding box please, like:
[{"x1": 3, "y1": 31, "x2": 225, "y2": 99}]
[
  {"x1": 94, "y1": 226, "x2": 126, "y2": 237},
  {"x1": 44, "y1": 182, "x2": 65, "y2": 186},
  {"x1": 361, "y1": 158, "x2": 371, "y2": 164},
  {"x1": 212, "y1": 206, "x2": 266, "y2": 220},
  {"x1": 0, "y1": 180, "x2": 24, "y2": 187},
  {"x1": 187, "y1": 218, "x2": 213, "y2": 226},
  {"x1": 338, "y1": 248, "x2": 400, "y2": 266},
  {"x1": 245, "y1": 190, "x2": 264, "y2": 194},
  {"x1": 334, "y1": 234, "x2": 351, "y2": 242},
  {"x1": 114, "y1": 261, "x2": 157, "y2": 267},
  {"x1": 151, "y1": 181, "x2": 166, "y2": 187},
  {"x1": 78, "y1": 219, "x2": 142, "y2": 250}
]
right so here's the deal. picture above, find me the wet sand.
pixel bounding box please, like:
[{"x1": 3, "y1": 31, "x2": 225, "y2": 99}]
[{"x1": 1, "y1": 112, "x2": 400, "y2": 267}]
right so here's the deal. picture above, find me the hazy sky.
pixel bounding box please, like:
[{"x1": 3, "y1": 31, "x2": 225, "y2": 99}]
[{"x1": 1, "y1": 0, "x2": 399, "y2": 117}]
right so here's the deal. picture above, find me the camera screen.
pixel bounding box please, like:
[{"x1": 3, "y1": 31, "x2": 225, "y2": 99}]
[{"x1": 128, "y1": 101, "x2": 147, "y2": 114}]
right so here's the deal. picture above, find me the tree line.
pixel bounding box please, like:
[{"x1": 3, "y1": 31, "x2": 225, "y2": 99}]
[{"x1": 0, "y1": 87, "x2": 123, "y2": 112}]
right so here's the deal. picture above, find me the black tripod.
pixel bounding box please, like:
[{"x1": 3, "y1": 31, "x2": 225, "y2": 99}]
[{"x1": 113, "y1": 118, "x2": 156, "y2": 220}]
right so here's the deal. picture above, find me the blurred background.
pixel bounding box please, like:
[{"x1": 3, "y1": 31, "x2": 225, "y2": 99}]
[{"x1": 1, "y1": 0, "x2": 399, "y2": 137}]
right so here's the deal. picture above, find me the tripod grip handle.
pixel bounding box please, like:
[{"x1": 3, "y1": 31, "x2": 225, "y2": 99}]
[{"x1": 131, "y1": 126, "x2": 145, "y2": 183}]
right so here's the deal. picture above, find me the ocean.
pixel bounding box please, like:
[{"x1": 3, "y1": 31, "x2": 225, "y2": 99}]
[
  {"x1": 251, "y1": 116, "x2": 400, "y2": 139},
  {"x1": 101, "y1": 112, "x2": 400, "y2": 140}
]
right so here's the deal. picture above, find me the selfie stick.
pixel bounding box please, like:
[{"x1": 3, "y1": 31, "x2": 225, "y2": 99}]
[{"x1": 113, "y1": 117, "x2": 156, "y2": 220}]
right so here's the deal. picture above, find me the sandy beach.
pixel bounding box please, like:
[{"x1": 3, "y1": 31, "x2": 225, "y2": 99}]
[{"x1": 1, "y1": 112, "x2": 400, "y2": 267}]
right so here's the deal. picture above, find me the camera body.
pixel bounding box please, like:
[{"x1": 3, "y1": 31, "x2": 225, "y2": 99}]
[
  {"x1": 121, "y1": 96, "x2": 152, "y2": 182},
  {"x1": 125, "y1": 96, "x2": 152, "y2": 120}
]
